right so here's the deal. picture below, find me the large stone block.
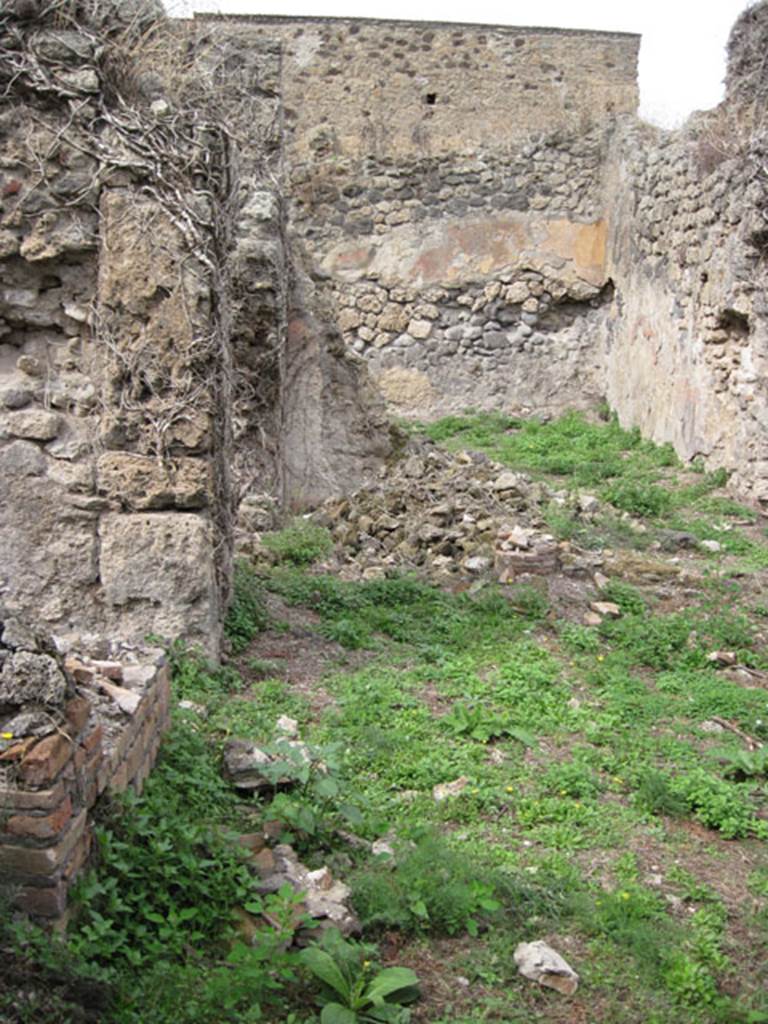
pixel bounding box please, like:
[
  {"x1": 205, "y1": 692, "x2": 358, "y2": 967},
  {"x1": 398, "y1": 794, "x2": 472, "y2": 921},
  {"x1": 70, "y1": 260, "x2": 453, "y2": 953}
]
[
  {"x1": 98, "y1": 513, "x2": 220, "y2": 653},
  {"x1": 0, "y1": 442, "x2": 99, "y2": 626}
]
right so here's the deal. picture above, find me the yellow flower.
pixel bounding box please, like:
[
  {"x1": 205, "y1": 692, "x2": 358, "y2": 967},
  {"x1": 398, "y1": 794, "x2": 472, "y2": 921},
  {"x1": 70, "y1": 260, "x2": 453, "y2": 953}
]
[
  {"x1": 1, "y1": 732, "x2": 13, "y2": 740},
  {"x1": 363, "y1": 960, "x2": 371, "y2": 970},
  {"x1": 505, "y1": 785, "x2": 514, "y2": 793},
  {"x1": 597, "y1": 655, "x2": 605, "y2": 662},
  {"x1": 621, "y1": 891, "x2": 630, "y2": 900}
]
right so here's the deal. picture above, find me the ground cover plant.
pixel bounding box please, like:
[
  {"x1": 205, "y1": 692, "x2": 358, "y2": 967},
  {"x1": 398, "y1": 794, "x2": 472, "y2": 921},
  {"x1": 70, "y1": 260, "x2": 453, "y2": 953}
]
[{"x1": 8, "y1": 410, "x2": 768, "y2": 1023}]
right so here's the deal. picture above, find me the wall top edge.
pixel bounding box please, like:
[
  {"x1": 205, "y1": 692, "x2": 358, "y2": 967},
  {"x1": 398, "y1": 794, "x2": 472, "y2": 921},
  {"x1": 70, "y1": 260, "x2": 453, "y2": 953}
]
[{"x1": 190, "y1": 12, "x2": 641, "y2": 42}]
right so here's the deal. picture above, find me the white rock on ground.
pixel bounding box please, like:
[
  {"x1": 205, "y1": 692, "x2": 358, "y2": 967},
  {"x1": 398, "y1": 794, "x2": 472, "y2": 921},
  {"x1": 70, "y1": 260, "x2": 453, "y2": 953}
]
[{"x1": 513, "y1": 940, "x2": 579, "y2": 995}]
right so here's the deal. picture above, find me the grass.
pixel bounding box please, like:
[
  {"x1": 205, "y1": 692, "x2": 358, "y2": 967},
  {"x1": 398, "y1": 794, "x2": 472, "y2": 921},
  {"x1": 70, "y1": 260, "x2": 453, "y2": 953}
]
[{"x1": 10, "y1": 409, "x2": 768, "y2": 1024}]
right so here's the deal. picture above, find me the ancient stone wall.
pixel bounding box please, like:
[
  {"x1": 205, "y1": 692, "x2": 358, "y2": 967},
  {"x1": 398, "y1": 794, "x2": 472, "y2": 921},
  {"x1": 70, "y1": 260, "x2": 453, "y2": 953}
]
[
  {"x1": 601, "y1": 4, "x2": 768, "y2": 503},
  {"x1": 197, "y1": 15, "x2": 638, "y2": 423},
  {"x1": 208, "y1": 15, "x2": 639, "y2": 161},
  {"x1": 0, "y1": 8, "x2": 242, "y2": 658}
]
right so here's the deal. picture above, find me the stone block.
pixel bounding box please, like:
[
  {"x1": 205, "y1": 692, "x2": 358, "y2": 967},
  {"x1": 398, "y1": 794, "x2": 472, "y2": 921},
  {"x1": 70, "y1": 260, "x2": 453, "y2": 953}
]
[
  {"x1": 97, "y1": 452, "x2": 210, "y2": 510},
  {"x1": 0, "y1": 780, "x2": 67, "y2": 813},
  {"x1": 99, "y1": 513, "x2": 219, "y2": 650},
  {"x1": 5, "y1": 410, "x2": 60, "y2": 441},
  {"x1": 15, "y1": 882, "x2": 68, "y2": 918},
  {"x1": 0, "y1": 809, "x2": 86, "y2": 878},
  {"x1": 64, "y1": 695, "x2": 92, "y2": 734},
  {"x1": 0, "y1": 651, "x2": 68, "y2": 706}
]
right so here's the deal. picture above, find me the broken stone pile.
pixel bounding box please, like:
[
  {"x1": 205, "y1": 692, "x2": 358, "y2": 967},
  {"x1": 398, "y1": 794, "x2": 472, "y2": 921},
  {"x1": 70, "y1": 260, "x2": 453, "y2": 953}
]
[
  {"x1": 240, "y1": 836, "x2": 360, "y2": 940},
  {"x1": 308, "y1": 438, "x2": 590, "y2": 582},
  {"x1": 0, "y1": 618, "x2": 76, "y2": 765},
  {"x1": 222, "y1": 715, "x2": 359, "y2": 939},
  {"x1": 0, "y1": 616, "x2": 164, "y2": 763}
]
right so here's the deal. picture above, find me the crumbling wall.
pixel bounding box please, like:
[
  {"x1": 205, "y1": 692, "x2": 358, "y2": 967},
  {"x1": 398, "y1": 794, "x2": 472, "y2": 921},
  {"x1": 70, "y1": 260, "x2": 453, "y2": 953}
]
[
  {"x1": 602, "y1": 1, "x2": 768, "y2": 503},
  {"x1": 198, "y1": 15, "x2": 639, "y2": 424},
  {"x1": 0, "y1": 618, "x2": 170, "y2": 918},
  {"x1": 0, "y1": 3, "x2": 243, "y2": 655}
]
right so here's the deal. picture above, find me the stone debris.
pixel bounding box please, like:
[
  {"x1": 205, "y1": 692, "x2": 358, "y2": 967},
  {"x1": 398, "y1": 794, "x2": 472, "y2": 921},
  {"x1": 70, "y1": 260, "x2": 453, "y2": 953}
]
[
  {"x1": 223, "y1": 739, "x2": 274, "y2": 791},
  {"x1": 178, "y1": 699, "x2": 207, "y2": 716},
  {"x1": 248, "y1": 841, "x2": 360, "y2": 937},
  {"x1": 495, "y1": 524, "x2": 560, "y2": 581},
  {"x1": 514, "y1": 940, "x2": 580, "y2": 996},
  {"x1": 223, "y1": 724, "x2": 314, "y2": 792},
  {"x1": 700, "y1": 719, "x2": 726, "y2": 734},
  {"x1": 589, "y1": 601, "x2": 621, "y2": 619},
  {"x1": 433, "y1": 776, "x2": 470, "y2": 802},
  {"x1": 275, "y1": 714, "x2": 299, "y2": 738},
  {"x1": 707, "y1": 650, "x2": 738, "y2": 667},
  {"x1": 94, "y1": 679, "x2": 141, "y2": 716},
  {"x1": 0, "y1": 651, "x2": 69, "y2": 706},
  {"x1": 304, "y1": 438, "x2": 602, "y2": 584}
]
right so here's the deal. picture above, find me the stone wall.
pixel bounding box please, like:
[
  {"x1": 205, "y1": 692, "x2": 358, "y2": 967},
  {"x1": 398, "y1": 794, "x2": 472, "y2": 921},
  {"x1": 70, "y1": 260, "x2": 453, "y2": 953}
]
[
  {"x1": 0, "y1": 8, "x2": 241, "y2": 658},
  {"x1": 203, "y1": 15, "x2": 639, "y2": 161},
  {"x1": 195, "y1": 15, "x2": 638, "y2": 425},
  {"x1": 201, "y1": 10, "x2": 768, "y2": 504},
  {"x1": 601, "y1": 4, "x2": 768, "y2": 503}
]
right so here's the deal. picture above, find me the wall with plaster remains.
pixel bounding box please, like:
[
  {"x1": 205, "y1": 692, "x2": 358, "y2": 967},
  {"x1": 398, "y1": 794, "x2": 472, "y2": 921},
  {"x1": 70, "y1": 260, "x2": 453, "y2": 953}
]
[
  {"x1": 199, "y1": 15, "x2": 638, "y2": 423},
  {"x1": 601, "y1": 83, "x2": 768, "y2": 503},
  {"x1": 202, "y1": 10, "x2": 768, "y2": 504}
]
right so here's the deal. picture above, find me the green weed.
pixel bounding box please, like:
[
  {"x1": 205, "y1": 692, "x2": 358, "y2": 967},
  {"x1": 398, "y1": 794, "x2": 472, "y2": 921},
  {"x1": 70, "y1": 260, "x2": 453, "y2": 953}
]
[{"x1": 263, "y1": 518, "x2": 333, "y2": 566}]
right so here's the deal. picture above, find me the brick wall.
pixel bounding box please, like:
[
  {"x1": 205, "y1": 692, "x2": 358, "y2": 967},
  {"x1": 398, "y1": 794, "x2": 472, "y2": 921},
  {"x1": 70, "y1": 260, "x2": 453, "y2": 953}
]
[{"x1": 0, "y1": 661, "x2": 170, "y2": 919}]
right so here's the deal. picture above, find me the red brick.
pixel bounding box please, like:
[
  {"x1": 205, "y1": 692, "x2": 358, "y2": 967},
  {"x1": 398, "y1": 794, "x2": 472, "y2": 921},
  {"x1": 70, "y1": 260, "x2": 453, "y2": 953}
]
[
  {"x1": 109, "y1": 758, "x2": 129, "y2": 794},
  {"x1": 0, "y1": 737, "x2": 37, "y2": 762},
  {"x1": 64, "y1": 696, "x2": 92, "y2": 735},
  {"x1": 0, "y1": 780, "x2": 69, "y2": 816},
  {"x1": 80, "y1": 724, "x2": 103, "y2": 755},
  {"x1": 15, "y1": 882, "x2": 68, "y2": 918},
  {"x1": 62, "y1": 829, "x2": 92, "y2": 881},
  {"x1": 96, "y1": 763, "x2": 110, "y2": 795},
  {"x1": 20, "y1": 734, "x2": 73, "y2": 787},
  {"x1": 92, "y1": 660, "x2": 124, "y2": 681},
  {"x1": 6, "y1": 795, "x2": 73, "y2": 840},
  {"x1": 0, "y1": 809, "x2": 86, "y2": 877},
  {"x1": 64, "y1": 656, "x2": 95, "y2": 684},
  {"x1": 113, "y1": 715, "x2": 141, "y2": 764}
]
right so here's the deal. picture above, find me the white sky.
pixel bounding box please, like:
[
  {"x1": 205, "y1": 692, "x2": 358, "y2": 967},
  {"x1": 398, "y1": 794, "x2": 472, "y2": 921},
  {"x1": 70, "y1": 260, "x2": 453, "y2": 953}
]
[{"x1": 168, "y1": 0, "x2": 753, "y2": 127}]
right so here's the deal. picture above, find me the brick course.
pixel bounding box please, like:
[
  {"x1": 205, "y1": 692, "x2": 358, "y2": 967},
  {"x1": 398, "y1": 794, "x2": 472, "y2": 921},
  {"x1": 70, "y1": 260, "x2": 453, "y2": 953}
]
[{"x1": 0, "y1": 661, "x2": 171, "y2": 919}]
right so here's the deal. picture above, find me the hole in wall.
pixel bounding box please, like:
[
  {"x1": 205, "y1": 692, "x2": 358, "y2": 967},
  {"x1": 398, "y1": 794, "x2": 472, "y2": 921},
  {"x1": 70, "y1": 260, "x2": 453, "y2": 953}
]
[
  {"x1": 718, "y1": 308, "x2": 749, "y2": 338},
  {"x1": 425, "y1": 92, "x2": 437, "y2": 105}
]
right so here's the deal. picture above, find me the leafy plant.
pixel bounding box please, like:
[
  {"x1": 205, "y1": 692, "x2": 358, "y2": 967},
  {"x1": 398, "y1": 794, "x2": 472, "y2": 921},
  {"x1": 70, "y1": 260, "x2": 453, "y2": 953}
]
[
  {"x1": 600, "y1": 579, "x2": 647, "y2": 616},
  {"x1": 68, "y1": 728, "x2": 256, "y2": 970},
  {"x1": 225, "y1": 559, "x2": 269, "y2": 653},
  {"x1": 351, "y1": 832, "x2": 503, "y2": 937},
  {"x1": 300, "y1": 929, "x2": 419, "y2": 1023},
  {"x1": 633, "y1": 770, "x2": 688, "y2": 818},
  {"x1": 255, "y1": 739, "x2": 363, "y2": 847},
  {"x1": 717, "y1": 746, "x2": 768, "y2": 780},
  {"x1": 605, "y1": 479, "x2": 672, "y2": 518},
  {"x1": 441, "y1": 703, "x2": 533, "y2": 746},
  {"x1": 263, "y1": 519, "x2": 333, "y2": 566},
  {"x1": 669, "y1": 768, "x2": 765, "y2": 838}
]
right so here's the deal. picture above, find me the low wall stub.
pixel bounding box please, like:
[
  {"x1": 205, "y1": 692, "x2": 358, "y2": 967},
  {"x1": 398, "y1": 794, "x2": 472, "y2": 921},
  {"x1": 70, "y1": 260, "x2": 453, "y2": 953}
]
[{"x1": 0, "y1": 649, "x2": 171, "y2": 920}]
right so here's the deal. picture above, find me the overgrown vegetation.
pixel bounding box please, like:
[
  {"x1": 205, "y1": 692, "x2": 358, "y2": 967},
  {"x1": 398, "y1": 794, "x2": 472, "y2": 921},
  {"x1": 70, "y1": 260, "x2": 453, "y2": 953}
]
[{"x1": 8, "y1": 410, "x2": 768, "y2": 1023}]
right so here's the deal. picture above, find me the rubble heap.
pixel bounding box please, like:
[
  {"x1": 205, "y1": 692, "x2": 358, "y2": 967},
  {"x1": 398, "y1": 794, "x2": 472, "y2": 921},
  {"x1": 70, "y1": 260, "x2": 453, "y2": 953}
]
[{"x1": 309, "y1": 439, "x2": 596, "y2": 582}]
